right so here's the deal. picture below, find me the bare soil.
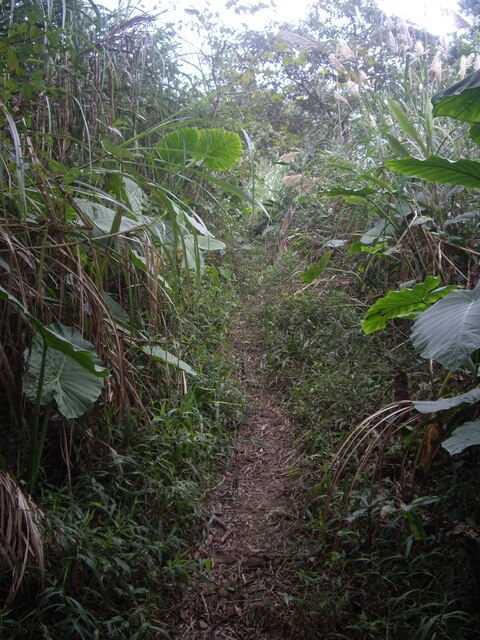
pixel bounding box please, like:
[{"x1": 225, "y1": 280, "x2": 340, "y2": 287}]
[{"x1": 172, "y1": 300, "x2": 305, "y2": 639}]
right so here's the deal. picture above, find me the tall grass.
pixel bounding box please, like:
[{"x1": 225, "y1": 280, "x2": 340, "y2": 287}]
[{"x1": 0, "y1": 0, "x2": 247, "y2": 630}]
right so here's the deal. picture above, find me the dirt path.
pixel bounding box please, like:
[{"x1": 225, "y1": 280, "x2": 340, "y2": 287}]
[{"x1": 173, "y1": 296, "x2": 304, "y2": 639}]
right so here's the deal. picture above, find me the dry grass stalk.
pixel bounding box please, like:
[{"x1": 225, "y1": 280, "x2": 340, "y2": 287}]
[
  {"x1": 323, "y1": 401, "x2": 417, "y2": 515},
  {"x1": 278, "y1": 151, "x2": 301, "y2": 163},
  {"x1": 337, "y1": 40, "x2": 355, "y2": 62},
  {"x1": 428, "y1": 51, "x2": 443, "y2": 84},
  {"x1": 0, "y1": 470, "x2": 44, "y2": 608},
  {"x1": 398, "y1": 20, "x2": 412, "y2": 49},
  {"x1": 329, "y1": 53, "x2": 347, "y2": 75},
  {"x1": 282, "y1": 173, "x2": 320, "y2": 195},
  {"x1": 459, "y1": 53, "x2": 475, "y2": 79},
  {"x1": 388, "y1": 31, "x2": 398, "y2": 55},
  {"x1": 333, "y1": 90, "x2": 349, "y2": 105}
]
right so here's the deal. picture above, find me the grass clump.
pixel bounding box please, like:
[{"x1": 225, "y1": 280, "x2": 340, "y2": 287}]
[{"x1": 258, "y1": 255, "x2": 397, "y2": 455}]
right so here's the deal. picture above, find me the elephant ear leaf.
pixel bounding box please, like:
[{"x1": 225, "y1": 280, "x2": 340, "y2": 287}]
[
  {"x1": 0, "y1": 285, "x2": 108, "y2": 375},
  {"x1": 414, "y1": 387, "x2": 480, "y2": 413},
  {"x1": 25, "y1": 324, "x2": 107, "y2": 419},
  {"x1": 193, "y1": 128, "x2": 242, "y2": 170},
  {"x1": 411, "y1": 283, "x2": 480, "y2": 370},
  {"x1": 442, "y1": 420, "x2": 480, "y2": 456},
  {"x1": 432, "y1": 70, "x2": 480, "y2": 124}
]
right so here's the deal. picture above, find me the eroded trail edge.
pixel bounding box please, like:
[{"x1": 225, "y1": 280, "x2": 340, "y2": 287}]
[{"x1": 174, "y1": 299, "x2": 303, "y2": 639}]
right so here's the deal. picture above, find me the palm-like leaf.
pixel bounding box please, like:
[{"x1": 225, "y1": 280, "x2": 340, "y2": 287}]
[
  {"x1": 156, "y1": 128, "x2": 199, "y2": 166},
  {"x1": 193, "y1": 128, "x2": 242, "y2": 170}
]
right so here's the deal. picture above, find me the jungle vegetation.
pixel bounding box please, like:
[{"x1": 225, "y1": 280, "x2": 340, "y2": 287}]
[{"x1": 1, "y1": 0, "x2": 480, "y2": 637}]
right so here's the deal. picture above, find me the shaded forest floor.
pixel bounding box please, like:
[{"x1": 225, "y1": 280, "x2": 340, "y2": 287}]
[{"x1": 173, "y1": 253, "x2": 306, "y2": 639}]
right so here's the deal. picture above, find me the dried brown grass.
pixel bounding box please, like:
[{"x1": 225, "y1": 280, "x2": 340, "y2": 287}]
[{"x1": 0, "y1": 470, "x2": 44, "y2": 607}]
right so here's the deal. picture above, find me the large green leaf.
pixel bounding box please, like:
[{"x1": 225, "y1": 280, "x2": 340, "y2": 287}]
[
  {"x1": 193, "y1": 128, "x2": 242, "y2": 170},
  {"x1": 362, "y1": 276, "x2": 457, "y2": 334},
  {"x1": 103, "y1": 292, "x2": 130, "y2": 323},
  {"x1": 182, "y1": 236, "x2": 203, "y2": 271},
  {"x1": 432, "y1": 71, "x2": 480, "y2": 124},
  {"x1": 102, "y1": 138, "x2": 135, "y2": 160},
  {"x1": 122, "y1": 177, "x2": 145, "y2": 216},
  {"x1": 0, "y1": 286, "x2": 108, "y2": 376},
  {"x1": 384, "y1": 132, "x2": 411, "y2": 157},
  {"x1": 411, "y1": 282, "x2": 480, "y2": 370},
  {"x1": 445, "y1": 211, "x2": 480, "y2": 226},
  {"x1": 142, "y1": 345, "x2": 197, "y2": 376},
  {"x1": 156, "y1": 127, "x2": 242, "y2": 170},
  {"x1": 414, "y1": 388, "x2": 480, "y2": 413},
  {"x1": 470, "y1": 124, "x2": 480, "y2": 145},
  {"x1": 179, "y1": 207, "x2": 213, "y2": 237},
  {"x1": 442, "y1": 420, "x2": 480, "y2": 455},
  {"x1": 361, "y1": 219, "x2": 394, "y2": 244},
  {"x1": 25, "y1": 325, "x2": 106, "y2": 419},
  {"x1": 156, "y1": 127, "x2": 199, "y2": 166},
  {"x1": 385, "y1": 156, "x2": 480, "y2": 188}
]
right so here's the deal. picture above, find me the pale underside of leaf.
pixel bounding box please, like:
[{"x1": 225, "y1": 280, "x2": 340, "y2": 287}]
[
  {"x1": 75, "y1": 199, "x2": 141, "y2": 233},
  {"x1": 411, "y1": 284, "x2": 480, "y2": 370},
  {"x1": 442, "y1": 420, "x2": 480, "y2": 455},
  {"x1": 414, "y1": 387, "x2": 480, "y2": 413}
]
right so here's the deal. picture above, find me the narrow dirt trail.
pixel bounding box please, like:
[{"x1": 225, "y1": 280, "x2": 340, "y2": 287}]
[{"x1": 173, "y1": 283, "x2": 304, "y2": 639}]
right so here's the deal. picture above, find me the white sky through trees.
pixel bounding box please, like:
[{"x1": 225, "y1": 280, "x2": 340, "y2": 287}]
[
  {"x1": 377, "y1": 0, "x2": 459, "y2": 33},
  {"x1": 105, "y1": 0, "x2": 462, "y2": 36}
]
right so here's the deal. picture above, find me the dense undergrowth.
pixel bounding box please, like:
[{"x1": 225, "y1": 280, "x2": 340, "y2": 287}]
[
  {"x1": 238, "y1": 8, "x2": 480, "y2": 633},
  {"x1": 0, "y1": 266, "x2": 243, "y2": 638},
  {"x1": 254, "y1": 230, "x2": 480, "y2": 638}
]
